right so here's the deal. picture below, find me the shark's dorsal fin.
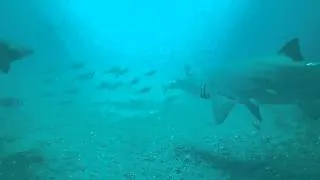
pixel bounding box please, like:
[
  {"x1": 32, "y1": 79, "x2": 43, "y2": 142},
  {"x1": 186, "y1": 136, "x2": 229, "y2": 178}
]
[{"x1": 278, "y1": 38, "x2": 304, "y2": 62}]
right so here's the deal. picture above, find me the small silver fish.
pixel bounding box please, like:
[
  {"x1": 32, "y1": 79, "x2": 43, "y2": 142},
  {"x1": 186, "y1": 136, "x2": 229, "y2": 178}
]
[
  {"x1": 130, "y1": 77, "x2": 140, "y2": 85},
  {"x1": 0, "y1": 97, "x2": 23, "y2": 108},
  {"x1": 137, "y1": 87, "x2": 151, "y2": 94},
  {"x1": 144, "y1": 70, "x2": 157, "y2": 76},
  {"x1": 74, "y1": 71, "x2": 95, "y2": 81}
]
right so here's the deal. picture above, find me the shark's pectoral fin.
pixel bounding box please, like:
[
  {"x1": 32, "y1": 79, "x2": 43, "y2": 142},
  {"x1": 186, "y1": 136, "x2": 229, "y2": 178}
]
[
  {"x1": 241, "y1": 99, "x2": 262, "y2": 130},
  {"x1": 242, "y1": 99, "x2": 262, "y2": 122},
  {"x1": 297, "y1": 100, "x2": 320, "y2": 120},
  {"x1": 278, "y1": 38, "x2": 304, "y2": 62},
  {"x1": 0, "y1": 61, "x2": 11, "y2": 74},
  {"x1": 211, "y1": 97, "x2": 236, "y2": 124}
]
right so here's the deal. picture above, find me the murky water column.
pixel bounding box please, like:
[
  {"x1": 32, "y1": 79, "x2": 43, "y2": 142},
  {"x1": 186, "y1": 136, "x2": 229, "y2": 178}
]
[
  {"x1": 36, "y1": 1, "x2": 251, "y2": 76},
  {"x1": 223, "y1": 0, "x2": 320, "y2": 58}
]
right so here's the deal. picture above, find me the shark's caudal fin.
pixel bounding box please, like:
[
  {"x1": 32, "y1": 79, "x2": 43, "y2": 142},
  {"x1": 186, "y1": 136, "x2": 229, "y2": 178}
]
[
  {"x1": 0, "y1": 61, "x2": 10, "y2": 74},
  {"x1": 211, "y1": 96, "x2": 236, "y2": 124},
  {"x1": 278, "y1": 38, "x2": 304, "y2": 61}
]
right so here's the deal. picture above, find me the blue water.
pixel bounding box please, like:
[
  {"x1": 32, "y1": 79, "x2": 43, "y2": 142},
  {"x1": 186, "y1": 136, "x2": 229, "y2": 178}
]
[{"x1": 0, "y1": 0, "x2": 319, "y2": 179}]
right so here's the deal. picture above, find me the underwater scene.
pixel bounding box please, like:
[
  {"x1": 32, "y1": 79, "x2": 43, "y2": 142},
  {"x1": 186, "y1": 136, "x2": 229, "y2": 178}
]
[{"x1": 0, "y1": 0, "x2": 320, "y2": 179}]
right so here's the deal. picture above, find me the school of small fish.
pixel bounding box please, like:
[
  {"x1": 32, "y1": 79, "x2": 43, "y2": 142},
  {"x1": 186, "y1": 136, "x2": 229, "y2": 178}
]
[
  {"x1": 38, "y1": 63, "x2": 165, "y2": 107},
  {"x1": 0, "y1": 39, "x2": 188, "y2": 115}
]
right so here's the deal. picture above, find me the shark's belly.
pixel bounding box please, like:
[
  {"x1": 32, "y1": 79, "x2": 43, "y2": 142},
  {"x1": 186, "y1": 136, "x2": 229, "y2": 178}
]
[
  {"x1": 252, "y1": 90, "x2": 296, "y2": 104},
  {"x1": 210, "y1": 63, "x2": 320, "y2": 105},
  {"x1": 216, "y1": 78, "x2": 298, "y2": 105}
]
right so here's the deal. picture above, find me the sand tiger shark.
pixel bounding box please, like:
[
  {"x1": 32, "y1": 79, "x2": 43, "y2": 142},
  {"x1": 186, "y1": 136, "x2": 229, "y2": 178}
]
[
  {"x1": 0, "y1": 40, "x2": 33, "y2": 74},
  {"x1": 200, "y1": 38, "x2": 320, "y2": 127},
  {"x1": 165, "y1": 38, "x2": 320, "y2": 128}
]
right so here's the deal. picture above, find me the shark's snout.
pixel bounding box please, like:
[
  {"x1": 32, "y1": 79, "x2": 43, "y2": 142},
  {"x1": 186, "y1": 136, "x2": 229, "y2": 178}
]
[{"x1": 162, "y1": 80, "x2": 176, "y2": 94}]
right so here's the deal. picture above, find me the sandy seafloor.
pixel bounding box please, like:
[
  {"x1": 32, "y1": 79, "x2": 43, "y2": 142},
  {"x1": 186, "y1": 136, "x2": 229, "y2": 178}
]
[{"x1": 1, "y1": 90, "x2": 305, "y2": 180}]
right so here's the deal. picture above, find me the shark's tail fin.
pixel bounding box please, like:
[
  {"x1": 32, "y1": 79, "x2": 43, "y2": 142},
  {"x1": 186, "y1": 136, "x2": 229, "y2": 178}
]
[
  {"x1": 0, "y1": 61, "x2": 11, "y2": 74},
  {"x1": 9, "y1": 46, "x2": 34, "y2": 62},
  {"x1": 19, "y1": 48, "x2": 34, "y2": 58}
]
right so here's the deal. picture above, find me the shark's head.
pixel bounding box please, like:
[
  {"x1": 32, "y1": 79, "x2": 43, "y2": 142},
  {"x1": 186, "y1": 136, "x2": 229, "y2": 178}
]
[
  {"x1": 162, "y1": 77, "x2": 202, "y2": 97},
  {"x1": 162, "y1": 79, "x2": 180, "y2": 94}
]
